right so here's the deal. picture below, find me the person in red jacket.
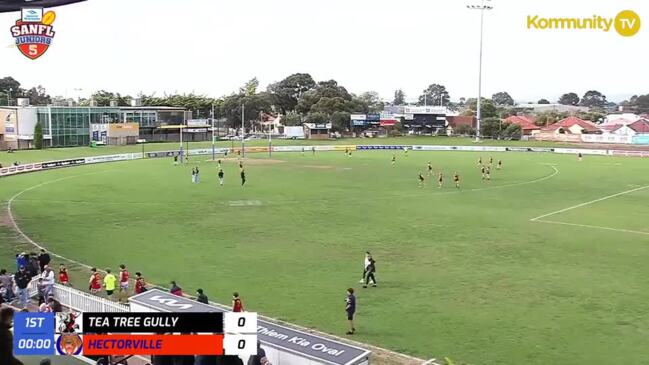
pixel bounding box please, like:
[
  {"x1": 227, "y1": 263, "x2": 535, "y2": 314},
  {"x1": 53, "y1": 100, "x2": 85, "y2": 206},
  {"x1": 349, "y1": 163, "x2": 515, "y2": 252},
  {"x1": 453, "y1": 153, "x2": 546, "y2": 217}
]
[
  {"x1": 89, "y1": 268, "x2": 101, "y2": 294},
  {"x1": 170, "y1": 281, "x2": 183, "y2": 296},
  {"x1": 118, "y1": 264, "x2": 129, "y2": 303},
  {"x1": 58, "y1": 264, "x2": 70, "y2": 286},
  {"x1": 232, "y1": 292, "x2": 244, "y2": 312},
  {"x1": 134, "y1": 272, "x2": 147, "y2": 294}
]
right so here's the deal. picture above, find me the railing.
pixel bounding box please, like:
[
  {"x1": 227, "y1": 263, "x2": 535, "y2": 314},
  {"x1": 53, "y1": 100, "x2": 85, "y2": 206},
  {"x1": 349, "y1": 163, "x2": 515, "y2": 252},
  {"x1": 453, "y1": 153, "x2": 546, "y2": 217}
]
[{"x1": 53, "y1": 284, "x2": 129, "y2": 313}]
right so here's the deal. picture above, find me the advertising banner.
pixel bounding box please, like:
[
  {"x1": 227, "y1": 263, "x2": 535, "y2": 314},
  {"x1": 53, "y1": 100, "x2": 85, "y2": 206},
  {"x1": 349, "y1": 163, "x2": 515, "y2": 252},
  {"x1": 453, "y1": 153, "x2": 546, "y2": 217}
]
[
  {"x1": 632, "y1": 134, "x2": 649, "y2": 145},
  {"x1": 609, "y1": 150, "x2": 649, "y2": 157},
  {"x1": 0, "y1": 163, "x2": 42, "y2": 177},
  {"x1": 356, "y1": 145, "x2": 405, "y2": 150},
  {"x1": 41, "y1": 158, "x2": 86, "y2": 169},
  {"x1": 352, "y1": 120, "x2": 367, "y2": 126},
  {"x1": 146, "y1": 151, "x2": 181, "y2": 158},
  {"x1": 85, "y1": 153, "x2": 141, "y2": 164},
  {"x1": 554, "y1": 148, "x2": 608, "y2": 155},
  {"x1": 411, "y1": 145, "x2": 455, "y2": 151}
]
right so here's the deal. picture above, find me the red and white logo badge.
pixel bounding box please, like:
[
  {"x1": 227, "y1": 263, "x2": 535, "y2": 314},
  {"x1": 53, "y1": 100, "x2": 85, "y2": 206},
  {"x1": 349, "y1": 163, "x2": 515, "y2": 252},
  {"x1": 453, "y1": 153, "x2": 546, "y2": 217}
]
[{"x1": 10, "y1": 8, "x2": 56, "y2": 59}]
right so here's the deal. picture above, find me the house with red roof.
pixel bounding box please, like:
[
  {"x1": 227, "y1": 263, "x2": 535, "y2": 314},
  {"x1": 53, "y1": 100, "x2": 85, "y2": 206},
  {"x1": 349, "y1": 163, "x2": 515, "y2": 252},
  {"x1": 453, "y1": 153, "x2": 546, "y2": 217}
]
[
  {"x1": 541, "y1": 116, "x2": 601, "y2": 135},
  {"x1": 503, "y1": 115, "x2": 540, "y2": 135},
  {"x1": 446, "y1": 116, "x2": 476, "y2": 135},
  {"x1": 601, "y1": 118, "x2": 649, "y2": 136}
]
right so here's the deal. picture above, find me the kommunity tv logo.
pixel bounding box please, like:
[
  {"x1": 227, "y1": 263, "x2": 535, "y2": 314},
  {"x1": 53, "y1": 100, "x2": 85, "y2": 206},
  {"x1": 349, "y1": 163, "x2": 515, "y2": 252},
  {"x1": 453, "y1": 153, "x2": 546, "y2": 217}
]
[{"x1": 527, "y1": 10, "x2": 641, "y2": 37}]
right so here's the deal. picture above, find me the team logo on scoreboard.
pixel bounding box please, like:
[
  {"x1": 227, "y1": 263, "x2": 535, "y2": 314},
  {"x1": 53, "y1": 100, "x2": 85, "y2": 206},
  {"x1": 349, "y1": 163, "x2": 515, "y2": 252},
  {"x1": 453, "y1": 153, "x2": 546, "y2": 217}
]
[
  {"x1": 9, "y1": 7, "x2": 57, "y2": 59},
  {"x1": 56, "y1": 333, "x2": 83, "y2": 355},
  {"x1": 56, "y1": 311, "x2": 82, "y2": 333}
]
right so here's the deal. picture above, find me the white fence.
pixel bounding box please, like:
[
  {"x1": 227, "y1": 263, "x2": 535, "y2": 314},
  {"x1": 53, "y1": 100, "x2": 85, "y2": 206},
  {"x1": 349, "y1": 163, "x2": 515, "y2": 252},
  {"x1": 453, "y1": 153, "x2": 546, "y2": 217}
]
[{"x1": 29, "y1": 281, "x2": 129, "y2": 313}]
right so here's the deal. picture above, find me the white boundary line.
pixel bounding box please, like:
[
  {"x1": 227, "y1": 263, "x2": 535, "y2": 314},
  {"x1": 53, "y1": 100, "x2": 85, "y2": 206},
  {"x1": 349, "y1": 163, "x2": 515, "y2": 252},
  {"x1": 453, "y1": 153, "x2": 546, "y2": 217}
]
[
  {"x1": 5, "y1": 171, "x2": 431, "y2": 364},
  {"x1": 530, "y1": 185, "x2": 649, "y2": 236},
  {"x1": 530, "y1": 185, "x2": 649, "y2": 221},
  {"x1": 532, "y1": 219, "x2": 649, "y2": 236}
]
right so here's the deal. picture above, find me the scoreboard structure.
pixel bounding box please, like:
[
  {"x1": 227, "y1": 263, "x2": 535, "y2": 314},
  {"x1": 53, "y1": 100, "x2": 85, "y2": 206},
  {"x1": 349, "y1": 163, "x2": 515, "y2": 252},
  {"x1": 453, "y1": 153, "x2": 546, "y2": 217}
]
[{"x1": 13, "y1": 311, "x2": 257, "y2": 357}]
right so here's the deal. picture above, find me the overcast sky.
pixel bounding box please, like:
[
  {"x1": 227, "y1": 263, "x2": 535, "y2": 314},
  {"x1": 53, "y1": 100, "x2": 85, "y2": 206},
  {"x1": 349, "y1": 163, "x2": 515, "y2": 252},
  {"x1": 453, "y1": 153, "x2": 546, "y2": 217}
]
[{"x1": 0, "y1": 0, "x2": 646, "y2": 103}]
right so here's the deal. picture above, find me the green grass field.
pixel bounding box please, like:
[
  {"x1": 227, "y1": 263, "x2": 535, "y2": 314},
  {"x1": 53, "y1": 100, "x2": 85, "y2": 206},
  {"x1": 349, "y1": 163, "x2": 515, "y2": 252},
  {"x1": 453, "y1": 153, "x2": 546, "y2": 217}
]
[{"x1": 2, "y1": 147, "x2": 649, "y2": 365}]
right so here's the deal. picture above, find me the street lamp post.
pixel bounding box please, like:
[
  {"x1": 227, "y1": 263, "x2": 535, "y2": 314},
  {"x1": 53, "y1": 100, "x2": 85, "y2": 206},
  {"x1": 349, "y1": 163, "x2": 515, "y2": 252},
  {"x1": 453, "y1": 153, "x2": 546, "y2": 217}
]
[
  {"x1": 467, "y1": 0, "x2": 492, "y2": 142},
  {"x1": 211, "y1": 103, "x2": 215, "y2": 161}
]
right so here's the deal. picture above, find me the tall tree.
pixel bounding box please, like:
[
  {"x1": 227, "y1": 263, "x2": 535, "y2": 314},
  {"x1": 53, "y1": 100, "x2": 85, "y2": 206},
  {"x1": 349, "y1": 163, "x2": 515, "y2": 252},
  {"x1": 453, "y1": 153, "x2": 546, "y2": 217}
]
[
  {"x1": 463, "y1": 98, "x2": 498, "y2": 118},
  {"x1": 558, "y1": 92, "x2": 580, "y2": 106},
  {"x1": 537, "y1": 98, "x2": 550, "y2": 104},
  {"x1": 393, "y1": 89, "x2": 406, "y2": 105},
  {"x1": 239, "y1": 77, "x2": 259, "y2": 96},
  {"x1": 267, "y1": 73, "x2": 316, "y2": 114},
  {"x1": 491, "y1": 91, "x2": 514, "y2": 106},
  {"x1": 580, "y1": 90, "x2": 607, "y2": 108},
  {"x1": 0, "y1": 76, "x2": 21, "y2": 105},
  {"x1": 635, "y1": 94, "x2": 649, "y2": 114},
  {"x1": 358, "y1": 91, "x2": 384, "y2": 113},
  {"x1": 23, "y1": 86, "x2": 51, "y2": 105},
  {"x1": 33, "y1": 121, "x2": 44, "y2": 149},
  {"x1": 418, "y1": 84, "x2": 449, "y2": 106}
]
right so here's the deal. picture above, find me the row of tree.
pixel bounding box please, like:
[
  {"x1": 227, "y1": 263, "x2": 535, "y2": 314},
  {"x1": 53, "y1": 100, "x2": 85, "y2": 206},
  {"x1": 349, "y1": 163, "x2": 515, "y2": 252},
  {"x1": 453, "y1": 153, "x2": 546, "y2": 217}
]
[{"x1": 3, "y1": 75, "x2": 648, "y2": 132}]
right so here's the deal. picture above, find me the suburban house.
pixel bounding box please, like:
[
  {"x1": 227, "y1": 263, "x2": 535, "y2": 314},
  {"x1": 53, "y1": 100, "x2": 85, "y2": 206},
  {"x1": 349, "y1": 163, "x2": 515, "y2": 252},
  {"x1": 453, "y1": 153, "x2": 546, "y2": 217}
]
[
  {"x1": 446, "y1": 116, "x2": 475, "y2": 135},
  {"x1": 503, "y1": 115, "x2": 540, "y2": 135},
  {"x1": 533, "y1": 116, "x2": 601, "y2": 142},
  {"x1": 601, "y1": 118, "x2": 649, "y2": 136}
]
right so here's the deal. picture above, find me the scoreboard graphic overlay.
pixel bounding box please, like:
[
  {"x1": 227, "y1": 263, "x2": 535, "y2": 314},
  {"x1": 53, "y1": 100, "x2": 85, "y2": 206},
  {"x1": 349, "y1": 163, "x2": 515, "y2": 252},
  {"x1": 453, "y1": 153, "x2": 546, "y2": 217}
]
[{"x1": 13, "y1": 311, "x2": 257, "y2": 356}]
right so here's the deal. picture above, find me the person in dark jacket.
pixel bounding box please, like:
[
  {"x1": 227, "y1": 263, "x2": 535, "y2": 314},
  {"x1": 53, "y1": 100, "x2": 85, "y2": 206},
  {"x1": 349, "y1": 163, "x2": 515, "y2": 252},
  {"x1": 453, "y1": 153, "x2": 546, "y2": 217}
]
[
  {"x1": 247, "y1": 341, "x2": 269, "y2": 365},
  {"x1": 27, "y1": 254, "x2": 40, "y2": 278},
  {"x1": 196, "y1": 289, "x2": 209, "y2": 304},
  {"x1": 37, "y1": 249, "x2": 51, "y2": 272},
  {"x1": 14, "y1": 265, "x2": 31, "y2": 308},
  {"x1": 363, "y1": 257, "x2": 377, "y2": 288},
  {"x1": 0, "y1": 307, "x2": 25, "y2": 365}
]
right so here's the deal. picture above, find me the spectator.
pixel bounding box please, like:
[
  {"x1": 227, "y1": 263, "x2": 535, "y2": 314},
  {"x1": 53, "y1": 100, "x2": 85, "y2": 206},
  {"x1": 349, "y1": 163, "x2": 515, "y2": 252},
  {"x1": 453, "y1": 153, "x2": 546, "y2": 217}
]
[
  {"x1": 118, "y1": 264, "x2": 130, "y2": 302},
  {"x1": 0, "y1": 307, "x2": 24, "y2": 365},
  {"x1": 173, "y1": 355, "x2": 195, "y2": 365},
  {"x1": 41, "y1": 265, "x2": 55, "y2": 299},
  {"x1": 170, "y1": 281, "x2": 183, "y2": 296},
  {"x1": 195, "y1": 355, "x2": 219, "y2": 365},
  {"x1": 135, "y1": 272, "x2": 147, "y2": 294},
  {"x1": 247, "y1": 341, "x2": 270, "y2": 365},
  {"x1": 37, "y1": 249, "x2": 51, "y2": 272},
  {"x1": 48, "y1": 297, "x2": 62, "y2": 313},
  {"x1": 27, "y1": 253, "x2": 40, "y2": 278},
  {"x1": 36, "y1": 278, "x2": 46, "y2": 305},
  {"x1": 196, "y1": 289, "x2": 209, "y2": 304},
  {"x1": 14, "y1": 266, "x2": 31, "y2": 308},
  {"x1": 16, "y1": 253, "x2": 28, "y2": 272},
  {"x1": 103, "y1": 268, "x2": 117, "y2": 299},
  {"x1": 232, "y1": 292, "x2": 244, "y2": 312},
  {"x1": 0, "y1": 269, "x2": 15, "y2": 302},
  {"x1": 38, "y1": 303, "x2": 52, "y2": 313},
  {"x1": 89, "y1": 268, "x2": 101, "y2": 294},
  {"x1": 0, "y1": 284, "x2": 6, "y2": 305},
  {"x1": 58, "y1": 264, "x2": 70, "y2": 286},
  {"x1": 218, "y1": 356, "x2": 244, "y2": 365}
]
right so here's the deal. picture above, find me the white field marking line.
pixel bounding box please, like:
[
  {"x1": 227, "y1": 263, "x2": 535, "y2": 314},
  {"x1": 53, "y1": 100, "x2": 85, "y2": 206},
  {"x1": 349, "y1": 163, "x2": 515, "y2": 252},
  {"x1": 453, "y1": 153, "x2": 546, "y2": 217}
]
[
  {"x1": 530, "y1": 185, "x2": 649, "y2": 221},
  {"x1": 6, "y1": 171, "x2": 112, "y2": 270},
  {"x1": 533, "y1": 219, "x2": 649, "y2": 236},
  {"x1": 468, "y1": 165, "x2": 559, "y2": 193},
  {"x1": 5, "y1": 172, "x2": 430, "y2": 364}
]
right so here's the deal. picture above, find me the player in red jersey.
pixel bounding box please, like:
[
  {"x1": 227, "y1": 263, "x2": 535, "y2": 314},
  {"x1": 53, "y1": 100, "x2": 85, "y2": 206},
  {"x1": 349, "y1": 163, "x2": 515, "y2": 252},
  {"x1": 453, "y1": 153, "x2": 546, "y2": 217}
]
[
  {"x1": 232, "y1": 292, "x2": 244, "y2": 312},
  {"x1": 118, "y1": 264, "x2": 129, "y2": 303},
  {"x1": 134, "y1": 272, "x2": 147, "y2": 294},
  {"x1": 58, "y1": 264, "x2": 70, "y2": 286},
  {"x1": 88, "y1": 268, "x2": 101, "y2": 294}
]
